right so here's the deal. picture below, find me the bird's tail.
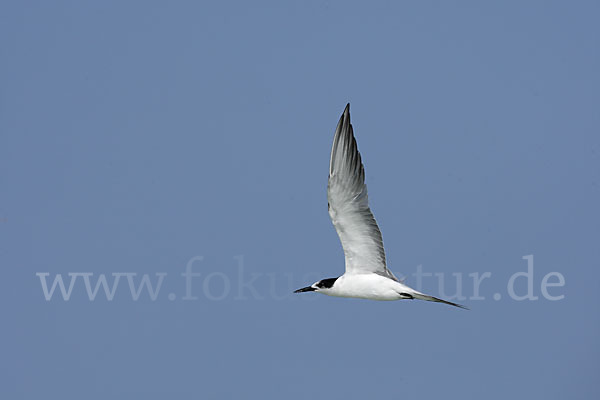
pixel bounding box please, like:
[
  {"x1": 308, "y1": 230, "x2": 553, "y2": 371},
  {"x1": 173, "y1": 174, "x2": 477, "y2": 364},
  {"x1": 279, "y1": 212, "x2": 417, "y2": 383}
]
[{"x1": 411, "y1": 293, "x2": 469, "y2": 310}]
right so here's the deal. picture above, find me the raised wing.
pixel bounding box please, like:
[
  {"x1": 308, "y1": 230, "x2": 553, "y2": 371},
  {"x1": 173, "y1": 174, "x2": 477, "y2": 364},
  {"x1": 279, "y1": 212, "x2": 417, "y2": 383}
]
[{"x1": 327, "y1": 104, "x2": 397, "y2": 280}]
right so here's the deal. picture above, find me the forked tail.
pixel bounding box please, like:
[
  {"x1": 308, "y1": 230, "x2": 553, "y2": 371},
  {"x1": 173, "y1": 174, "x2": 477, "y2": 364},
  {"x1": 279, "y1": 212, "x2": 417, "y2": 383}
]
[{"x1": 411, "y1": 293, "x2": 469, "y2": 310}]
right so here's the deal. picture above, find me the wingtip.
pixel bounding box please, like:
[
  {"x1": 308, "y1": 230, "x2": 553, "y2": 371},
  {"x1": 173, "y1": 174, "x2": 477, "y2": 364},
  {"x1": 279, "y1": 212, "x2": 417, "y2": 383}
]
[{"x1": 341, "y1": 103, "x2": 350, "y2": 122}]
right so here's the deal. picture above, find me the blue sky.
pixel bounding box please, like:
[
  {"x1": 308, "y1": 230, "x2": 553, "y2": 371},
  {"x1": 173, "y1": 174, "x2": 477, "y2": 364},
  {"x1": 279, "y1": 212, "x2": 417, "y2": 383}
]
[{"x1": 1, "y1": 1, "x2": 598, "y2": 399}]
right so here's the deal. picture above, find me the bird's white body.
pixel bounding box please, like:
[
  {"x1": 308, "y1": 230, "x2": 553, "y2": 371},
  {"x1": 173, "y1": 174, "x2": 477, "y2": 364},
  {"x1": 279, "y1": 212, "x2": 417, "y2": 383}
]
[
  {"x1": 294, "y1": 104, "x2": 467, "y2": 309},
  {"x1": 320, "y1": 273, "x2": 416, "y2": 301}
]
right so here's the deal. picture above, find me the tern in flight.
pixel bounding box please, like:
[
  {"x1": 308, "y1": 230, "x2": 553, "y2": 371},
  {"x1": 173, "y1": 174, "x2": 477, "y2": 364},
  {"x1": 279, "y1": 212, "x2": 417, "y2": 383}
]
[{"x1": 294, "y1": 104, "x2": 467, "y2": 309}]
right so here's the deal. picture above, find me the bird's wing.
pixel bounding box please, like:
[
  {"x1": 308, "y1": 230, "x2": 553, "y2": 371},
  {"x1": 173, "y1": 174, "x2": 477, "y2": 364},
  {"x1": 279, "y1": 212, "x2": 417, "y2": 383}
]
[{"x1": 327, "y1": 104, "x2": 397, "y2": 280}]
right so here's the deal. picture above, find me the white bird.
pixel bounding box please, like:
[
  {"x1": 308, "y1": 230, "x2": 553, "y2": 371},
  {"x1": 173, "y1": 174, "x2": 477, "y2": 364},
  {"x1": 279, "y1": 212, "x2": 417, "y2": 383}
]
[{"x1": 295, "y1": 104, "x2": 467, "y2": 309}]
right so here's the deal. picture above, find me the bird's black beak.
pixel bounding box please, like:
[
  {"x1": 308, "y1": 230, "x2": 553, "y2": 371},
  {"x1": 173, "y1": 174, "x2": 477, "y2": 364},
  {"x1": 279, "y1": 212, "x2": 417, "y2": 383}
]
[{"x1": 294, "y1": 285, "x2": 316, "y2": 293}]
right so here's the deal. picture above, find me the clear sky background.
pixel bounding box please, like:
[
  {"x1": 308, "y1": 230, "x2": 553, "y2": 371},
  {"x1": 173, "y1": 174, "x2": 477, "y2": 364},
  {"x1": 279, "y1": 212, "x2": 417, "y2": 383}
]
[{"x1": 1, "y1": 1, "x2": 599, "y2": 399}]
